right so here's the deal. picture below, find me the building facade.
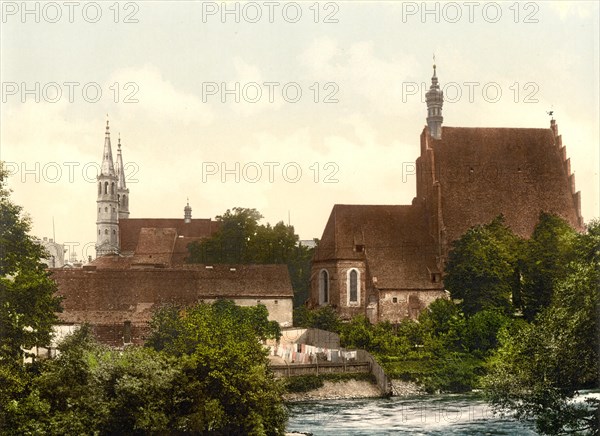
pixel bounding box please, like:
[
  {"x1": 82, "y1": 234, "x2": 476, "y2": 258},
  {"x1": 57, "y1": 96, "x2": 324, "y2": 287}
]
[
  {"x1": 50, "y1": 119, "x2": 295, "y2": 346},
  {"x1": 310, "y1": 66, "x2": 584, "y2": 323}
]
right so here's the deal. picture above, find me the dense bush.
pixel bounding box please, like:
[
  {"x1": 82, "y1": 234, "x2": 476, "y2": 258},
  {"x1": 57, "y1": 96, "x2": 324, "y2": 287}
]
[
  {"x1": 284, "y1": 375, "x2": 324, "y2": 393},
  {"x1": 1, "y1": 301, "x2": 288, "y2": 435}
]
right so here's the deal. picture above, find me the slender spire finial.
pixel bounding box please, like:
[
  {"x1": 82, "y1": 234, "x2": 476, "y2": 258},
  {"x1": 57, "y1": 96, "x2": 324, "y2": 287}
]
[
  {"x1": 118, "y1": 132, "x2": 121, "y2": 149},
  {"x1": 426, "y1": 60, "x2": 443, "y2": 140},
  {"x1": 105, "y1": 114, "x2": 110, "y2": 136}
]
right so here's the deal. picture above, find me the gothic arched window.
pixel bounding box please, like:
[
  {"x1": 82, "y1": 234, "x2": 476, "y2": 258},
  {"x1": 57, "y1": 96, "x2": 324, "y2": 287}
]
[
  {"x1": 347, "y1": 268, "x2": 360, "y2": 304},
  {"x1": 98, "y1": 182, "x2": 101, "y2": 195},
  {"x1": 319, "y1": 269, "x2": 329, "y2": 305},
  {"x1": 104, "y1": 182, "x2": 108, "y2": 194},
  {"x1": 111, "y1": 182, "x2": 115, "y2": 194},
  {"x1": 104, "y1": 229, "x2": 108, "y2": 235},
  {"x1": 123, "y1": 195, "x2": 127, "y2": 207}
]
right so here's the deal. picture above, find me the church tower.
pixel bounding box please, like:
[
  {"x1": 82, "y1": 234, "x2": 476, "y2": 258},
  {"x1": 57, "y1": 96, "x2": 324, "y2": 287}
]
[
  {"x1": 115, "y1": 134, "x2": 130, "y2": 219},
  {"x1": 425, "y1": 63, "x2": 444, "y2": 139},
  {"x1": 96, "y1": 120, "x2": 120, "y2": 257},
  {"x1": 184, "y1": 200, "x2": 192, "y2": 223}
]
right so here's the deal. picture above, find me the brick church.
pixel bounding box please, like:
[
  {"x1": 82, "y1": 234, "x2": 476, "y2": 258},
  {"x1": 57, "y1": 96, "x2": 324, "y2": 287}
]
[{"x1": 309, "y1": 65, "x2": 584, "y2": 323}]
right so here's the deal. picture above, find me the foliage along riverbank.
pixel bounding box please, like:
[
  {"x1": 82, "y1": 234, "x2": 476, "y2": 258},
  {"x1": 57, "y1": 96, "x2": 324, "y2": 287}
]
[
  {"x1": 295, "y1": 214, "x2": 600, "y2": 435},
  {"x1": 1, "y1": 300, "x2": 289, "y2": 435}
]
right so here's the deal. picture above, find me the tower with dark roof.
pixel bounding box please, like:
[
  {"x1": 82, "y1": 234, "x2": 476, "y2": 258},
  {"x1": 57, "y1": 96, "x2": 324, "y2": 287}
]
[
  {"x1": 96, "y1": 119, "x2": 120, "y2": 256},
  {"x1": 425, "y1": 63, "x2": 444, "y2": 139}
]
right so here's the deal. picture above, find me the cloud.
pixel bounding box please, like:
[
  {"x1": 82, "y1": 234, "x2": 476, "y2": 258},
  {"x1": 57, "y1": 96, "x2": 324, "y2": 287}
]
[
  {"x1": 547, "y1": 1, "x2": 595, "y2": 20},
  {"x1": 108, "y1": 65, "x2": 214, "y2": 126},
  {"x1": 298, "y1": 37, "x2": 421, "y2": 115}
]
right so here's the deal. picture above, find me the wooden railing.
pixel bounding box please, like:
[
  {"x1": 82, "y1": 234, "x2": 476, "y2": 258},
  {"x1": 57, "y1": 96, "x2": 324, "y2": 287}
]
[{"x1": 270, "y1": 361, "x2": 370, "y2": 377}]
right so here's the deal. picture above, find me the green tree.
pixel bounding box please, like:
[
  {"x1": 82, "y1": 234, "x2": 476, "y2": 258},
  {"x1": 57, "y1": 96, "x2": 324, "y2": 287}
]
[
  {"x1": 520, "y1": 212, "x2": 578, "y2": 321},
  {"x1": 187, "y1": 207, "x2": 314, "y2": 307},
  {"x1": 146, "y1": 300, "x2": 287, "y2": 435},
  {"x1": 483, "y1": 220, "x2": 600, "y2": 435},
  {"x1": 340, "y1": 315, "x2": 373, "y2": 350},
  {"x1": 0, "y1": 164, "x2": 63, "y2": 366},
  {"x1": 462, "y1": 309, "x2": 510, "y2": 354},
  {"x1": 295, "y1": 305, "x2": 341, "y2": 332},
  {"x1": 7, "y1": 301, "x2": 288, "y2": 435},
  {"x1": 12, "y1": 326, "x2": 181, "y2": 435},
  {"x1": 444, "y1": 215, "x2": 522, "y2": 316}
]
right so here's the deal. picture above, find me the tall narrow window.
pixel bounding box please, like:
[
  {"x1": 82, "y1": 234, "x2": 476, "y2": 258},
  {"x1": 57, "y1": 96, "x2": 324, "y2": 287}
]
[
  {"x1": 347, "y1": 268, "x2": 360, "y2": 305},
  {"x1": 319, "y1": 269, "x2": 329, "y2": 304},
  {"x1": 349, "y1": 270, "x2": 358, "y2": 302},
  {"x1": 98, "y1": 182, "x2": 101, "y2": 194},
  {"x1": 104, "y1": 182, "x2": 108, "y2": 194},
  {"x1": 123, "y1": 321, "x2": 132, "y2": 344}
]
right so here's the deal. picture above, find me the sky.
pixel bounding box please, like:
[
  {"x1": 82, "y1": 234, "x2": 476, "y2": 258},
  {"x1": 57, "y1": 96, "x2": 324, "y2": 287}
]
[{"x1": 1, "y1": 1, "x2": 599, "y2": 262}]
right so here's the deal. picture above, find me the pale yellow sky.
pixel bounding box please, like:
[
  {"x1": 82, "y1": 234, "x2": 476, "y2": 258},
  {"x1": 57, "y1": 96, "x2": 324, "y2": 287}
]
[{"x1": 1, "y1": 1, "x2": 598, "y2": 261}]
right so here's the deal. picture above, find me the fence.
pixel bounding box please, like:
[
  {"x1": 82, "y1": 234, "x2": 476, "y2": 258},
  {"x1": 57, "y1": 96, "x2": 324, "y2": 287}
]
[
  {"x1": 357, "y1": 349, "x2": 392, "y2": 396},
  {"x1": 277, "y1": 327, "x2": 340, "y2": 348},
  {"x1": 268, "y1": 327, "x2": 392, "y2": 396},
  {"x1": 270, "y1": 361, "x2": 370, "y2": 377}
]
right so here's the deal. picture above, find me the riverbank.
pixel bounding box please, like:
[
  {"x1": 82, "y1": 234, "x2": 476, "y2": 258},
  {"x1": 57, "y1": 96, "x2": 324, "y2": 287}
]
[
  {"x1": 283, "y1": 378, "x2": 423, "y2": 402},
  {"x1": 284, "y1": 379, "x2": 381, "y2": 402}
]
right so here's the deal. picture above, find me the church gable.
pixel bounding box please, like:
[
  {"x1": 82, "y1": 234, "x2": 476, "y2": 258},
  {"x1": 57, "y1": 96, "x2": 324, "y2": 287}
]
[
  {"x1": 131, "y1": 227, "x2": 177, "y2": 266},
  {"x1": 426, "y1": 125, "x2": 583, "y2": 245}
]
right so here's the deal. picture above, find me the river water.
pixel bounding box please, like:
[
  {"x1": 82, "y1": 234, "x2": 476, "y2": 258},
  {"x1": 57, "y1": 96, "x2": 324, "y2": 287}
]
[{"x1": 286, "y1": 393, "x2": 538, "y2": 435}]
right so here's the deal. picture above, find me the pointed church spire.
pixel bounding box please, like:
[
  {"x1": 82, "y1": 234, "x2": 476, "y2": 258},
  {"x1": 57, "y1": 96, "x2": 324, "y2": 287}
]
[
  {"x1": 115, "y1": 132, "x2": 130, "y2": 220},
  {"x1": 101, "y1": 116, "x2": 116, "y2": 176},
  {"x1": 425, "y1": 61, "x2": 444, "y2": 140},
  {"x1": 96, "y1": 116, "x2": 120, "y2": 257},
  {"x1": 115, "y1": 133, "x2": 127, "y2": 190}
]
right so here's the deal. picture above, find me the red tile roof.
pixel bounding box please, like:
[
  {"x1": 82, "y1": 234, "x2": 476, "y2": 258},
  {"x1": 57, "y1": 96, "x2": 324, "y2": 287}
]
[
  {"x1": 52, "y1": 264, "x2": 293, "y2": 325},
  {"x1": 118, "y1": 218, "x2": 219, "y2": 254},
  {"x1": 315, "y1": 204, "x2": 441, "y2": 290}
]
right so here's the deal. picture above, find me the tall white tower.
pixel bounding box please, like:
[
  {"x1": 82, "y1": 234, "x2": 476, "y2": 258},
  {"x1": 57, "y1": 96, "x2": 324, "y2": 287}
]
[
  {"x1": 425, "y1": 64, "x2": 444, "y2": 140},
  {"x1": 96, "y1": 120, "x2": 120, "y2": 257}
]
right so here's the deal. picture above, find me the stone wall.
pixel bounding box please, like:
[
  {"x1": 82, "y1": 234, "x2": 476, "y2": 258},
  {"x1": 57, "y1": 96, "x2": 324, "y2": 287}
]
[{"x1": 378, "y1": 289, "x2": 448, "y2": 322}]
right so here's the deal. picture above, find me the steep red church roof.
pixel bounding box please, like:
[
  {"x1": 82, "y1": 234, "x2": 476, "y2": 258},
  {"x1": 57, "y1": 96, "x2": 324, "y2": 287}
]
[{"x1": 118, "y1": 218, "x2": 220, "y2": 260}]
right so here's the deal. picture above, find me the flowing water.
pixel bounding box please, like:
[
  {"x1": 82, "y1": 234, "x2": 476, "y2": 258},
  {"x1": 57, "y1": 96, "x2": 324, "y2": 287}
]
[{"x1": 286, "y1": 393, "x2": 538, "y2": 435}]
